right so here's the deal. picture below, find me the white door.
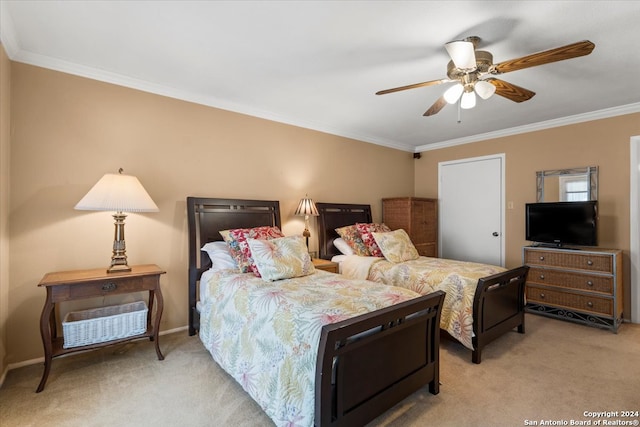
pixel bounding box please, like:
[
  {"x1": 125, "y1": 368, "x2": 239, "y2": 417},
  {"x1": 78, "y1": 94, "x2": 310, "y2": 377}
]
[{"x1": 438, "y1": 154, "x2": 505, "y2": 266}]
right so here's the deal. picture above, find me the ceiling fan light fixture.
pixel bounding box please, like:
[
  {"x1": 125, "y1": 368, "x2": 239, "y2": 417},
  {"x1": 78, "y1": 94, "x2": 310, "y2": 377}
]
[
  {"x1": 474, "y1": 80, "x2": 496, "y2": 100},
  {"x1": 461, "y1": 91, "x2": 476, "y2": 109},
  {"x1": 445, "y1": 40, "x2": 476, "y2": 70},
  {"x1": 375, "y1": 38, "x2": 595, "y2": 118},
  {"x1": 443, "y1": 83, "x2": 464, "y2": 104},
  {"x1": 474, "y1": 80, "x2": 496, "y2": 99}
]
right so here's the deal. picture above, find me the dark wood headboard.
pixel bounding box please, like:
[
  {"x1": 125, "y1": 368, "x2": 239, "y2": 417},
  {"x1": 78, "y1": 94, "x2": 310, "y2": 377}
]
[
  {"x1": 316, "y1": 202, "x2": 372, "y2": 260},
  {"x1": 186, "y1": 197, "x2": 281, "y2": 335}
]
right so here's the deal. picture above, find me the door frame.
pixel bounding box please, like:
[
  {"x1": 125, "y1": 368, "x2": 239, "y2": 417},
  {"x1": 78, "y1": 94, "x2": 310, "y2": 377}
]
[
  {"x1": 630, "y1": 136, "x2": 640, "y2": 323},
  {"x1": 438, "y1": 153, "x2": 506, "y2": 267}
]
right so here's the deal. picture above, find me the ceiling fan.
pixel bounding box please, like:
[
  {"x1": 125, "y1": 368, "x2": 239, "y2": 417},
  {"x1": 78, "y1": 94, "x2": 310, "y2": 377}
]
[{"x1": 376, "y1": 37, "x2": 595, "y2": 117}]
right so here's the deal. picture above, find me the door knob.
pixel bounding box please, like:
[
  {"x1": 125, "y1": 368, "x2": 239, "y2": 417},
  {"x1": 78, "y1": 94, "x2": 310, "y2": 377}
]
[{"x1": 492, "y1": 232, "x2": 499, "y2": 236}]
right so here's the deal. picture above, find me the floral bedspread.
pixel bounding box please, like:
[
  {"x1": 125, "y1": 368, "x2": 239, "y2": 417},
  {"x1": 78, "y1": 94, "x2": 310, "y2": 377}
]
[
  {"x1": 368, "y1": 257, "x2": 505, "y2": 350},
  {"x1": 198, "y1": 269, "x2": 420, "y2": 427}
]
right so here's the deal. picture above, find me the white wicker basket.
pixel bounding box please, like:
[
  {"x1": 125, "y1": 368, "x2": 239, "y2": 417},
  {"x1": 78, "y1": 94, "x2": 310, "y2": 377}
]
[{"x1": 62, "y1": 301, "x2": 148, "y2": 349}]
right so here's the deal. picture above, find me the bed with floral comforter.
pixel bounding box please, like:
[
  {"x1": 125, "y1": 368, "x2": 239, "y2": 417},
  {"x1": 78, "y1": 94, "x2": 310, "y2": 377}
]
[
  {"x1": 198, "y1": 268, "x2": 422, "y2": 427},
  {"x1": 316, "y1": 202, "x2": 529, "y2": 364},
  {"x1": 340, "y1": 255, "x2": 505, "y2": 350}
]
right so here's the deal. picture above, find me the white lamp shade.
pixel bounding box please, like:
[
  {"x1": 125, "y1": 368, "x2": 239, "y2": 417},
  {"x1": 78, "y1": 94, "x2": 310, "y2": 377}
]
[
  {"x1": 445, "y1": 40, "x2": 476, "y2": 70},
  {"x1": 461, "y1": 91, "x2": 477, "y2": 109},
  {"x1": 475, "y1": 80, "x2": 496, "y2": 100},
  {"x1": 295, "y1": 197, "x2": 319, "y2": 216},
  {"x1": 75, "y1": 173, "x2": 159, "y2": 213},
  {"x1": 443, "y1": 83, "x2": 464, "y2": 104}
]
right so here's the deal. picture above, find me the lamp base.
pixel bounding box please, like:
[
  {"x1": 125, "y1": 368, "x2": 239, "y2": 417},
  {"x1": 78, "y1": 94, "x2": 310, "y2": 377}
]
[
  {"x1": 107, "y1": 212, "x2": 131, "y2": 273},
  {"x1": 303, "y1": 227, "x2": 311, "y2": 249},
  {"x1": 107, "y1": 262, "x2": 132, "y2": 273}
]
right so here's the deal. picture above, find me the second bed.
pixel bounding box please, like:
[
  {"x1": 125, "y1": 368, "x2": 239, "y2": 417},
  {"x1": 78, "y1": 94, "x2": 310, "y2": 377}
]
[{"x1": 317, "y1": 202, "x2": 529, "y2": 364}]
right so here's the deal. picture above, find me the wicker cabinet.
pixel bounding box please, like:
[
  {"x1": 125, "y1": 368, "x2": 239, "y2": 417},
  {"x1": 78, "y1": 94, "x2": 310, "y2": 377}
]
[
  {"x1": 523, "y1": 246, "x2": 623, "y2": 332},
  {"x1": 382, "y1": 197, "x2": 438, "y2": 257}
]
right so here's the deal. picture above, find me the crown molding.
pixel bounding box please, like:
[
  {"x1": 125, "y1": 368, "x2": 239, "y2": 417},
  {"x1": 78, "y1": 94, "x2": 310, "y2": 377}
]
[
  {"x1": 416, "y1": 103, "x2": 640, "y2": 152},
  {"x1": 3, "y1": 12, "x2": 636, "y2": 156},
  {"x1": 4, "y1": 42, "x2": 417, "y2": 153},
  {"x1": 0, "y1": 1, "x2": 20, "y2": 59}
]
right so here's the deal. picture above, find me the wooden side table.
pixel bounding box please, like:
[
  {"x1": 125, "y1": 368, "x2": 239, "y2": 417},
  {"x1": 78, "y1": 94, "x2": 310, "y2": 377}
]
[
  {"x1": 312, "y1": 258, "x2": 339, "y2": 274},
  {"x1": 36, "y1": 264, "x2": 166, "y2": 392}
]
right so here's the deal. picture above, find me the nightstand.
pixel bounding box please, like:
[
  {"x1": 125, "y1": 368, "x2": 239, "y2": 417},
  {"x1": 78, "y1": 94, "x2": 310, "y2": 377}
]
[
  {"x1": 312, "y1": 258, "x2": 339, "y2": 274},
  {"x1": 36, "y1": 264, "x2": 166, "y2": 392}
]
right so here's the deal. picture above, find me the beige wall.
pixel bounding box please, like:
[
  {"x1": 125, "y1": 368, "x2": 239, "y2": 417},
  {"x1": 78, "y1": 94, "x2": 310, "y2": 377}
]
[
  {"x1": 414, "y1": 113, "x2": 640, "y2": 317},
  {"x1": 6, "y1": 62, "x2": 415, "y2": 363},
  {"x1": 4, "y1": 57, "x2": 639, "y2": 367},
  {"x1": 0, "y1": 44, "x2": 11, "y2": 378}
]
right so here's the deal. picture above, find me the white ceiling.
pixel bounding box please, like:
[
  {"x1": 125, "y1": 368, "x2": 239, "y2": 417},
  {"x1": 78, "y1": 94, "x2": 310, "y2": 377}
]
[{"x1": 2, "y1": 1, "x2": 640, "y2": 152}]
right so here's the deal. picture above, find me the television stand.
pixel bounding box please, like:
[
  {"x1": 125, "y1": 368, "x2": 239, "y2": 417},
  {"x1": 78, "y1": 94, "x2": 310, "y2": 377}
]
[
  {"x1": 523, "y1": 246, "x2": 623, "y2": 332},
  {"x1": 530, "y1": 242, "x2": 582, "y2": 250}
]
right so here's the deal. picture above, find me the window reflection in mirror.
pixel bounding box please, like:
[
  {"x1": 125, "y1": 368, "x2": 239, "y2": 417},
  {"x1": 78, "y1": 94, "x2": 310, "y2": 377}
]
[{"x1": 536, "y1": 166, "x2": 598, "y2": 202}]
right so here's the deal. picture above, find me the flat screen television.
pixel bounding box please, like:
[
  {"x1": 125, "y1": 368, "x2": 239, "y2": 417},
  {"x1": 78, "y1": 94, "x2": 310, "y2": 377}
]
[{"x1": 525, "y1": 201, "x2": 598, "y2": 247}]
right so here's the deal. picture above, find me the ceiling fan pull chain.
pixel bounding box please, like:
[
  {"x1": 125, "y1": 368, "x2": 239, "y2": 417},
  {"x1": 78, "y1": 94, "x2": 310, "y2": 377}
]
[{"x1": 457, "y1": 99, "x2": 462, "y2": 123}]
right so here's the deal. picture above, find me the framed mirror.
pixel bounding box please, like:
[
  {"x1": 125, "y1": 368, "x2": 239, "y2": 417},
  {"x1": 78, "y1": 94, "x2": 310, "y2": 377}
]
[{"x1": 536, "y1": 166, "x2": 598, "y2": 202}]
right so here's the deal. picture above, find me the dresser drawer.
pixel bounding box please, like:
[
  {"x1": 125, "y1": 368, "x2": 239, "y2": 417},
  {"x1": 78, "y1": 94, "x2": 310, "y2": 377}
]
[
  {"x1": 51, "y1": 277, "x2": 156, "y2": 302},
  {"x1": 526, "y1": 285, "x2": 613, "y2": 316},
  {"x1": 524, "y1": 249, "x2": 612, "y2": 273},
  {"x1": 527, "y1": 267, "x2": 613, "y2": 294}
]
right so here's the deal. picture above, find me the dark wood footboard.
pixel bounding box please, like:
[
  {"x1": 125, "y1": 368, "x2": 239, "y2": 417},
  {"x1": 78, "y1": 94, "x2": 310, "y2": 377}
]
[
  {"x1": 315, "y1": 290, "x2": 445, "y2": 427},
  {"x1": 472, "y1": 266, "x2": 529, "y2": 364}
]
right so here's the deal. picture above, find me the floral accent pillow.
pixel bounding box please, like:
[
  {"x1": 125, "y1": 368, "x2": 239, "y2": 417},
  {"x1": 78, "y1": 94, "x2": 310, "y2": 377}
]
[
  {"x1": 372, "y1": 229, "x2": 420, "y2": 263},
  {"x1": 356, "y1": 223, "x2": 391, "y2": 257},
  {"x1": 335, "y1": 225, "x2": 369, "y2": 256},
  {"x1": 247, "y1": 236, "x2": 315, "y2": 281},
  {"x1": 220, "y1": 226, "x2": 284, "y2": 275}
]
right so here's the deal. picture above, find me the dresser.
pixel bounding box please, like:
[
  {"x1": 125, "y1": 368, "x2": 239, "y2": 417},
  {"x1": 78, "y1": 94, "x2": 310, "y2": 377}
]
[
  {"x1": 382, "y1": 197, "x2": 438, "y2": 257},
  {"x1": 523, "y1": 246, "x2": 623, "y2": 332}
]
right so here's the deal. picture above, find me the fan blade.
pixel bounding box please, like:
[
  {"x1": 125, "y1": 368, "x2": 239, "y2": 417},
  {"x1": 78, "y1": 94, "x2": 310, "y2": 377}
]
[
  {"x1": 492, "y1": 40, "x2": 595, "y2": 74},
  {"x1": 376, "y1": 78, "x2": 451, "y2": 95},
  {"x1": 486, "y1": 78, "x2": 535, "y2": 102},
  {"x1": 423, "y1": 96, "x2": 447, "y2": 116}
]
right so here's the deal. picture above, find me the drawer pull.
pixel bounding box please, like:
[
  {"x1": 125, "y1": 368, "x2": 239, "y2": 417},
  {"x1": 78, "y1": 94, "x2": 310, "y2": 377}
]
[
  {"x1": 587, "y1": 301, "x2": 594, "y2": 308},
  {"x1": 587, "y1": 281, "x2": 594, "y2": 287},
  {"x1": 539, "y1": 256, "x2": 545, "y2": 261},
  {"x1": 102, "y1": 283, "x2": 117, "y2": 292},
  {"x1": 539, "y1": 274, "x2": 545, "y2": 280},
  {"x1": 587, "y1": 260, "x2": 593, "y2": 266},
  {"x1": 539, "y1": 293, "x2": 545, "y2": 299}
]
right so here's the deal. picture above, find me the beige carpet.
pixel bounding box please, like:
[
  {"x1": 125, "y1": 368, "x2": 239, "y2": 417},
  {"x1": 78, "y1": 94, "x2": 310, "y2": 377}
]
[{"x1": 1, "y1": 314, "x2": 639, "y2": 427}]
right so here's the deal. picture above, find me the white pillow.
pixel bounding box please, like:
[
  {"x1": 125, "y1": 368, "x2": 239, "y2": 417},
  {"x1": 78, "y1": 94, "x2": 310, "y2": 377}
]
[
  {"x1": 333, "y1": 237, "x2": 355, "y2": 256},
  {"x1": 201, "y1": 241, "x2": 237, "y2": 271},
  {"x1": 247, "y1": 236, "x2": 315, "y2": 281}
]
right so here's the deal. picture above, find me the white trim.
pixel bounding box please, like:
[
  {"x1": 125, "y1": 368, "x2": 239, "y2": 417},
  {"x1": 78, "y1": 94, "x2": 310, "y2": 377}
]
[
  {"x1": 0, "y1": 1, "x2": 20, "y2": 59},
  {"x1": 2, "y1": 10, "x2": 639, "y2": 154},
  {"x1": 2, "y1": 325, "x2": 189, "y2": 377},
  {"x1": 4, "y1": 49, "x2": 417, "y2": 153},
  {"x1": 438, "y1": 153, "x2": 506, "y2": 267},
  {"x1": 418, "y1": 103, "x2": 640, "y2": 152},
  {"x1": 630, "y1": 136, "x2": 640, "y2": 323}
]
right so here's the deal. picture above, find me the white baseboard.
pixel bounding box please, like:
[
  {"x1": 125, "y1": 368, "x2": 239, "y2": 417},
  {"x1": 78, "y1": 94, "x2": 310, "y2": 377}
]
[{"x1": 0, "y1": 325, "x2": 191, "y2": 387}]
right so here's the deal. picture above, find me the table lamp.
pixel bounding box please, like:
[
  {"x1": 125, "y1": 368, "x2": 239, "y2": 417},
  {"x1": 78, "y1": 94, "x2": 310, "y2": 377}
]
[
  {"x1": 294, "y1": 195, "x2": 319, "y2": 250},
  {"x1": 75, "y1": 168, "x2": 159, "y2": 273}
]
